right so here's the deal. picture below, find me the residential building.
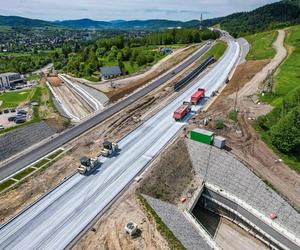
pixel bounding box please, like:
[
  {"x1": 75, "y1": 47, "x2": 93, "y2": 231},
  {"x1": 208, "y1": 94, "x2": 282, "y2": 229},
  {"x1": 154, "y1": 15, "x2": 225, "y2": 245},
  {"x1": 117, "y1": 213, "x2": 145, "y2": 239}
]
[
  {"x1": 0, "y1": 73, "x2": 25, "y2": 90},
  {"x1": 100, "y1": 66, "x2": 122, "y2": 80}
]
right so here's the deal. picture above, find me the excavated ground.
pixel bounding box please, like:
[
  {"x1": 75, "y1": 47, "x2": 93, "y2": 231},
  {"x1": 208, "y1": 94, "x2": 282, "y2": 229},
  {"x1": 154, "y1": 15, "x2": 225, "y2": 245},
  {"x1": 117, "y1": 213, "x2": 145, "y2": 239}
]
[{"x1": 194, "y1": 30, "x2": 300, "y2": 209}]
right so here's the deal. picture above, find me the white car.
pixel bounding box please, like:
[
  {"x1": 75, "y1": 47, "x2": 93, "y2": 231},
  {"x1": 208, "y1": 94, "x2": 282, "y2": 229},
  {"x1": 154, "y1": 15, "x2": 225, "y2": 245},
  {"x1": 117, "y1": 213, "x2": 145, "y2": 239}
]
[{"x1": 0, "y1": 124, "x2": 4, "y2": 130}]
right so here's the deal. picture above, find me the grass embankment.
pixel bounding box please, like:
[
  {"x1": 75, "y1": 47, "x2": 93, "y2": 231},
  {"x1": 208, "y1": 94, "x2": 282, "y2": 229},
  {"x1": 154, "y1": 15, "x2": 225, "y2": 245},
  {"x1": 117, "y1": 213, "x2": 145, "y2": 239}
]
[
  {"x1": 202, "y1": 40, "x2": 227, "y2": 61},
  {"x1": 245, "y1": 30, "x2": 277, "y2": 60},
  {"x1": 256, "y1": 25, "x2": 300, "y2": 173},
  {"x1": 137, "y1": 194, "x2": 185, "y2": 250},
  {"x1": 0, "y1": 148, "x2": 65, "y2": 192}
]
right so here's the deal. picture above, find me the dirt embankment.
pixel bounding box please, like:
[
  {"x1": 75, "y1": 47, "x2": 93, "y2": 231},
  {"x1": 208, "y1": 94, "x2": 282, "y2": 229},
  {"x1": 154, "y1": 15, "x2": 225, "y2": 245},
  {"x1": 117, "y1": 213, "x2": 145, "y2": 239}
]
[
  {"x1": 196, "y1": 30, "x2": 300, "y2": 209},
  {"x1": 74, "y1": 192, "x2": 169, "y2": 250},
  {"x1": 139, "y1": 138, "x2": 194, "y2": 204}
]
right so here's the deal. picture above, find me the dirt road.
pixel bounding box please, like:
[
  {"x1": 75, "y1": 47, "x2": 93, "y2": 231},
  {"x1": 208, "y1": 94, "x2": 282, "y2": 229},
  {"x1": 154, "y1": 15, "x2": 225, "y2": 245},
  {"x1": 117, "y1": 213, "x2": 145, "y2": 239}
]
[
  {"x1": 201, "y1": 30, "x2": 300, "y2": 209},
  {"x1": 235, "y1": 30, "x2": 287, "y2": 99}
]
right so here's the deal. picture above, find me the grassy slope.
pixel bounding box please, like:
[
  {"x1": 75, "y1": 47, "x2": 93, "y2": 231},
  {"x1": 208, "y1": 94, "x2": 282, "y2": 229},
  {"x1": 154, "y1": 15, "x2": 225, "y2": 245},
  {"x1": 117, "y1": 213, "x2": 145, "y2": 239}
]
[
  {"x1": 273, "y1": 25, "x2": 300, "y2": 102},
  {"x1": 202, "y1": 40, "x2": 228, "y2": 61},
  {"x1": 257, "y1": 25, "x2": 300, "y2": 173},
  {"x1": 245, "y1": 30, "x2": 277, "y2": 60}
]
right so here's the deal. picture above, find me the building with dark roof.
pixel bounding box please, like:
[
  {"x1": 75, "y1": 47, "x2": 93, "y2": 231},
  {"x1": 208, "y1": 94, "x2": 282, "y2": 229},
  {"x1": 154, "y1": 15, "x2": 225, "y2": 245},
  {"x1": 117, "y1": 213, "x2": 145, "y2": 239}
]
[
  {"x1": 100, "y1": 66, "x2": 122, "y2": 80},
  {"x1": 0, "y1": 73, "x2": 25, "y2": 90}
]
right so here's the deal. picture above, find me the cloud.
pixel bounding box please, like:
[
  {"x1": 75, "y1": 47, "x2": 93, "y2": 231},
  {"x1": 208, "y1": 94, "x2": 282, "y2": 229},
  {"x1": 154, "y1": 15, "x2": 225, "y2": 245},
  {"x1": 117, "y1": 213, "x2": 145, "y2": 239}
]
[{"x1": 0, "y1": 0, "x2": 278, "y2": 21}]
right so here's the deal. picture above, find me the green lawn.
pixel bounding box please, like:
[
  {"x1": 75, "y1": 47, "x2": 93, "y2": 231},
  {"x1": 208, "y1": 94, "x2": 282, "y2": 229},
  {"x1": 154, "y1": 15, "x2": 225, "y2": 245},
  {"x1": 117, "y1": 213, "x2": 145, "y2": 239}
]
[
  {"x1": 256, "y1": 25, "x2": 300, "y2": 173},
  {"x1": 0, "y1": 89, "x2": 35, "y2": 108},
  {"x1": 245, "y1": 30, "x2": 277, "y2": 60},
  {"x1": 272, "y1": 26, "x2": 300, "y2": 101},
  {"x1": 13, "y1": 167, "x2": 36, "y2": 181},
  {"x1": 0, "y1": 179, "x2": 17, "y2": 192},
  {"x1": 201, "y1": 40, "x2": 228, "y2": 61}
]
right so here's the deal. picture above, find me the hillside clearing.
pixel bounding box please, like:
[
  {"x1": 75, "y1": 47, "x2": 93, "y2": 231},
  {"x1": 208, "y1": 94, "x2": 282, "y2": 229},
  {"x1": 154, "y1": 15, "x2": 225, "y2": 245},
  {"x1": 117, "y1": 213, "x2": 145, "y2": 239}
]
[{"x1": 245, "y1": 30, "x2": 277, "y2": 60}]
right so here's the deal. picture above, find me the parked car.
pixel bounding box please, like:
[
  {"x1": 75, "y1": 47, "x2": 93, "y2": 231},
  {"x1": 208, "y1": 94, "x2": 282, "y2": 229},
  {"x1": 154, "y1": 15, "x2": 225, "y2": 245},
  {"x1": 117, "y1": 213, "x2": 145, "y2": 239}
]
[
  {"x1": 15, "y1": 118, "x2": 26, "y2": 124},
  {"x1": 0, "y1": 124, "x2": 4, "y2": 130},
  {"x1": 3, "y1": 109, "x2": 9, "y2": 114},
  {"x1": 17, "y1": 110, "x2": 27, "y2": 115},
  {"x1": 10, "y1": 109, "x2": 16, "y2": 113},
  {"x1": 8, "y1": 116, "x2": 16, "y2": 122}
]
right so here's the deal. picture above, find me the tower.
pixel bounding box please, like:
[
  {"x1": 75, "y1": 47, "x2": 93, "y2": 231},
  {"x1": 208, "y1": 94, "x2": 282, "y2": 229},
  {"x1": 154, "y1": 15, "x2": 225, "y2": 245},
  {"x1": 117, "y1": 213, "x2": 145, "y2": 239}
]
[{"x1": 199, "y1": 13, "x2": 203, "y2": 30}]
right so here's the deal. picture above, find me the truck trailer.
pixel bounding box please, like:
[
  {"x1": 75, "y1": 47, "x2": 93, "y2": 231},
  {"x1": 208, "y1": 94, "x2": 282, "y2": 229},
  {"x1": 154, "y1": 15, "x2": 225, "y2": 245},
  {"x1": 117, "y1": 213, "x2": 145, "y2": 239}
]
[
  {"x1": 173, "y1": 101, "x2": 191, "y2": 121},
  {"x1": 190, "y1": 88, "x2": 205, "y2": 105}
]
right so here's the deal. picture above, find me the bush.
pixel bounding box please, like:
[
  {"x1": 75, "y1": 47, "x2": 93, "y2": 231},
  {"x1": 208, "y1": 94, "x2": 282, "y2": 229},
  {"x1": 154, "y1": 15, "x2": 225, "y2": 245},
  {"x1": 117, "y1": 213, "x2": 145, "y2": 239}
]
[
  {"x1": 215, "y1": 119, "x2": 225, "y2": 129},
  {"x1": 229, "y1": 110, "x2": 238, "y2": 122}
]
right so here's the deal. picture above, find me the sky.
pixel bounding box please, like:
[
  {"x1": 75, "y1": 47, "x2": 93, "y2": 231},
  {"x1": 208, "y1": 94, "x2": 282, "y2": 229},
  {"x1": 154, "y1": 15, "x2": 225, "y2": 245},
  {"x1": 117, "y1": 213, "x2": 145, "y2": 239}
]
[{"x1": 0, "y1": 0, "x2": 279, "y2": 21}]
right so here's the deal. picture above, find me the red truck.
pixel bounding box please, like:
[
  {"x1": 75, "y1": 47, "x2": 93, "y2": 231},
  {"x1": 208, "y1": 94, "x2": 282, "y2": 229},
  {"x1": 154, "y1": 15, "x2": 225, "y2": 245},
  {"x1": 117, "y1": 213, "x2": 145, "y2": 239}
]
[
  {"x1": 173, "y1": 102, "x2": 191, "y2": 121},
  {"x1": 190, "y1": 88, "x2": 205, "y2": 105}
]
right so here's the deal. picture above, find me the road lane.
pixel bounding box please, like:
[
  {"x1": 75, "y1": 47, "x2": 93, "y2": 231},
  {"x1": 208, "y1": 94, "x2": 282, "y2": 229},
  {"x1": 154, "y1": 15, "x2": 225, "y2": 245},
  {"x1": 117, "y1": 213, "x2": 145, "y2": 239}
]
[
  {"x1": 0, "y1": 37, "x2": 240, "y2": 249},
  {"x1": 0, "y1": 43, "x2": 212, "y2": 181}
]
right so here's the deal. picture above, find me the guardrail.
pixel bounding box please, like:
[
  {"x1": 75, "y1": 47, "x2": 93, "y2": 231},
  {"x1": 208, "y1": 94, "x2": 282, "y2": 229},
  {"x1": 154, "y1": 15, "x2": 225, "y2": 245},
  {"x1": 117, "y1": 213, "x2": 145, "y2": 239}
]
[{"x1": 174, "y1": 56, "x2": 215, "y2": 91}]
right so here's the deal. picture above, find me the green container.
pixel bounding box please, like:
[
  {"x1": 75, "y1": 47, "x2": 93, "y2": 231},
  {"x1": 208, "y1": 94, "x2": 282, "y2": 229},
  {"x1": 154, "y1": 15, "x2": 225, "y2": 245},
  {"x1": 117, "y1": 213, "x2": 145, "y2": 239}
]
[{"x1": 190, "y1": 128, "x2": 214, "y2": 145}]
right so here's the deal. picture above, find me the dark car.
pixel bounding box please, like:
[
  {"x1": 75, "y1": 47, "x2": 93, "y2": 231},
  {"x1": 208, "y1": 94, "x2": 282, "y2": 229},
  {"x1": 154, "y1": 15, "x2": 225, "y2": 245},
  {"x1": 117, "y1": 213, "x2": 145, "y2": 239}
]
[
  {"x1": 15, "y1": 118, "x2": 26, "y2": 124},
  {"x1": 8, "y1": 116, "x2": 16, "y2": 122},
  {"x1": 3, "y1": 109, "x2": 9, "y2": 114},
  {"x1": 10, "y1": 109, "x2": 16, "y2": 113},
  {"x1": 17, "y1": 110, "x2": 27, "y2": 115}
]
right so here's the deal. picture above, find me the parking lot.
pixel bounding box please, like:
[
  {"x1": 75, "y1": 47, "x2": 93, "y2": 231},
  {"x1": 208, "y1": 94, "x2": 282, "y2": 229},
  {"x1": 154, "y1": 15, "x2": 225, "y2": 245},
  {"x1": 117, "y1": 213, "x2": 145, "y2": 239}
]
[{"x1": 0, "y1": 108, "x2": 29, "y2": 130}]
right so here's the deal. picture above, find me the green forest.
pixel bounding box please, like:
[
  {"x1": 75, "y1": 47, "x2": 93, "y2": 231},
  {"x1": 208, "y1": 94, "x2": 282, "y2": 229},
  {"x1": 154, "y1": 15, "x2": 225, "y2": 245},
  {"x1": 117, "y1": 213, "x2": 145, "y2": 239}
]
[
  {"x1": 52, "y1": 28, "x2": 218, "y2": 80},
  {"x1": 0, "y1": 52, "x2": 52, "y2": 74},
  {"x1": 203, "y1": 0, "x2": 300, "y2": 37}
]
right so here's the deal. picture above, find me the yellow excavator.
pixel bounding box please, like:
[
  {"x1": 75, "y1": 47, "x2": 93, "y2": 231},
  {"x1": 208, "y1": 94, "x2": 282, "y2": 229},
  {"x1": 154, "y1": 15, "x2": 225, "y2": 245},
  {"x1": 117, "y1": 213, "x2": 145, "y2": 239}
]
[{"x1": 101, "y1": 141, "x2": 119, "y2": 157}]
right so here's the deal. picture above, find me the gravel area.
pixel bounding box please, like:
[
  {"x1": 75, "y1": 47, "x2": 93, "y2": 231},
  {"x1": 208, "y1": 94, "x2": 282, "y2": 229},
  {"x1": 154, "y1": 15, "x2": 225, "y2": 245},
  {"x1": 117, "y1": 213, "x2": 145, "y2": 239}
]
[
  {"x1": 186, "y1": 139, "x2": 300, "y2": 238},
  {"x1": 0, "y1": 121, "x2": 55, "y2": 162},
  {"x1": 143, "y1": 194, "x2": 213, "y2": 250}
]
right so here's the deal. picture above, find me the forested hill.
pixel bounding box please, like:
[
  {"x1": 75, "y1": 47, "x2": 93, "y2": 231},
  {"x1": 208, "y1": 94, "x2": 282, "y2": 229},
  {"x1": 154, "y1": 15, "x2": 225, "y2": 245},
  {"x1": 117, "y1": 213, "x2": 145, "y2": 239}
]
[
  {"x1": 54, "y1": 19, "x2": 200, "y2": 30},
  {"x1": 203, "y1": 0, "x2": 300, "y2": 36},
  {"x1": 0, "y1": 15, "x2": 201, "y2": 30},
  {"x1": 0, "y1": 16, "x2": 58, "y2": 28}
]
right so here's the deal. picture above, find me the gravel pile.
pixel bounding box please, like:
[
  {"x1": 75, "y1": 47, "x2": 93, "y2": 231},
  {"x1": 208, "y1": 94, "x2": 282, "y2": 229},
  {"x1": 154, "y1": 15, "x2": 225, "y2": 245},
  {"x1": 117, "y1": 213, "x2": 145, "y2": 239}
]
[
  {"x1": 144, "y1": 195, "x2": 213, "y2": 250},
  {"x1": 0, "y1": 121, "x2": 55, "y2": 162},
  {"x1": 186, "y1": 139, "x2": 300, "y2": 238}
]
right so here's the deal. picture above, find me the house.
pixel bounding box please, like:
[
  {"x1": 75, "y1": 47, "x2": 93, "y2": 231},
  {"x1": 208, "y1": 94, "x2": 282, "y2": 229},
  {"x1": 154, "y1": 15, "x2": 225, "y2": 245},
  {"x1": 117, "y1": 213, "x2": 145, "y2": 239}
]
[
  {"x1": 0, "y1": 73, "x2": 25, "y2": 90},
  {"x1": 100, "y1": 66, "x2": 122, "y2": 81}
]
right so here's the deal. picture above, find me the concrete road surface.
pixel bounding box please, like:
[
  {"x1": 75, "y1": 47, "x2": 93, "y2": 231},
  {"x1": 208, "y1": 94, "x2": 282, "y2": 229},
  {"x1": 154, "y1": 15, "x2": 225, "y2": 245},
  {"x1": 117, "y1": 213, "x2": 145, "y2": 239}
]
[
  {"x1": 0, "y1": 43, "x2": 212, "y2": 181},
  {"x1": 0, "y1": 37, "x2": 240, "y2": 249}
]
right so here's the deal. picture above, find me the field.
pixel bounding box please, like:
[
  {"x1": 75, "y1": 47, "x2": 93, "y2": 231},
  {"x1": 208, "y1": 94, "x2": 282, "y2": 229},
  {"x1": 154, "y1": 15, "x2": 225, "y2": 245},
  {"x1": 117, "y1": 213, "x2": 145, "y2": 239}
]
[
  {"x1": 272, "y1": 26, "x2": 300, "y2": 101},
  {"x1": 0, "y1": 89, "x2": 35, "y2": 108},
  {"x1": 245, "y1": 31, "x2": 277, "y2": 60},
  {"x1": 256, "y1": 25, "x2": 300, "y2": 173},
  {"x1": 201, "y1": 40, "x2": 228, "y2": 61}
]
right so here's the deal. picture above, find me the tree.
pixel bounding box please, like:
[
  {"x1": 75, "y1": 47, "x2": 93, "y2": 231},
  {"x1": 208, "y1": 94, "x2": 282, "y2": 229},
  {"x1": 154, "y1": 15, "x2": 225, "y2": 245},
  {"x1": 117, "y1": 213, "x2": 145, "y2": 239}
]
[{"x1": 270, "y1": 107, "x2": 300, "y2": 153}]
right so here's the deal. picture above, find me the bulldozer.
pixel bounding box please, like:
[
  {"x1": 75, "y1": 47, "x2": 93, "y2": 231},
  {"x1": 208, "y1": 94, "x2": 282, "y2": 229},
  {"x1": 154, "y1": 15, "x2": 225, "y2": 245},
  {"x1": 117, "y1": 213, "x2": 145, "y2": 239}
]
[
  {"x1": 101, "y1": 141, "x2": 119, "y2": 157},
  {"x1": 77, "y1": 156, "x2": 99, "y2": 175}
]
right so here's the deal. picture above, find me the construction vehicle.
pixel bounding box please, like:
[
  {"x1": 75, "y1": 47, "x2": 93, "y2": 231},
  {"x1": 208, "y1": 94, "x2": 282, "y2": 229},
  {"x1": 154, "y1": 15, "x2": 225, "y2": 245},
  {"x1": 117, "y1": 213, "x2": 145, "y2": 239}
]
[
  {"x1": 173, "y1": 101, "x2": 191, "y2": 121},
  {"x1": 78, "y1": 156, "x2": 99, "y2": 175},
  {"x1": 190, "y1": 88, "x2": 205, "y2": 105},
  {"x1": 101, "y1": 141, "x2": 119, "y2": 157}
]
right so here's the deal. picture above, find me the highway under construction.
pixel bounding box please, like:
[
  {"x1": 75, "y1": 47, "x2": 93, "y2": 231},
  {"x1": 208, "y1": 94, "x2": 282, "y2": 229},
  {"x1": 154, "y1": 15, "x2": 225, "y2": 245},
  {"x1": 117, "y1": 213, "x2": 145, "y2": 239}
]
[{"x1": 0, "y1": 34, "x2": 241, "y2": 248}]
